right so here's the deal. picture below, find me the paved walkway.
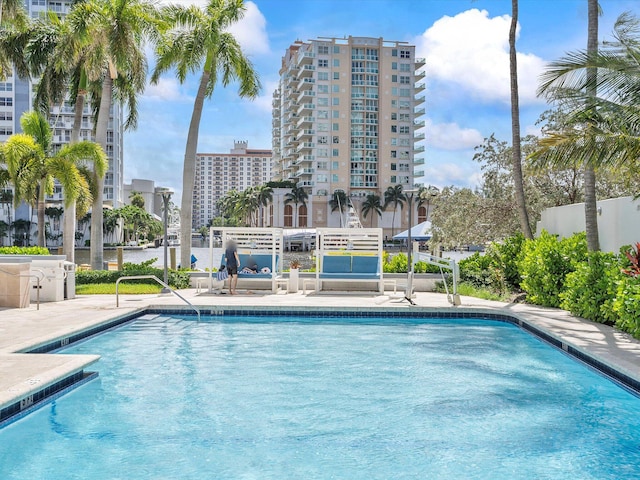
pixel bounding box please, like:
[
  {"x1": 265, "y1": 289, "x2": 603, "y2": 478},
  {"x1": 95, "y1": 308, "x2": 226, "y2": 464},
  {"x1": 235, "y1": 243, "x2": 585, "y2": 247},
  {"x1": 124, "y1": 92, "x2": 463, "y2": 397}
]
[{"x1": 2, "y1": 289, "x2": 640, "y2": 420}]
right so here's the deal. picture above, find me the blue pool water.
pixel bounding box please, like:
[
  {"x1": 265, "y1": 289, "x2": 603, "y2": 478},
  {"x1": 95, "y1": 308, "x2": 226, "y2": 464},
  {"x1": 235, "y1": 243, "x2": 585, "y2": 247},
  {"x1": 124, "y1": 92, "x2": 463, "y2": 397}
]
[{"x1": 2, "y1": 315, "x2": 640, "y2": 479}]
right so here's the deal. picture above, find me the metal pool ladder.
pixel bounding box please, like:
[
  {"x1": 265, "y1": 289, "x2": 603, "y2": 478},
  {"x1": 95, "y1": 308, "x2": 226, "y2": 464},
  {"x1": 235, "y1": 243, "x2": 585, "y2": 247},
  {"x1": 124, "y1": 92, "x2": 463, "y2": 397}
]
[{"x1": 115, "y1": 275, "x2": 201, "y2": 321}]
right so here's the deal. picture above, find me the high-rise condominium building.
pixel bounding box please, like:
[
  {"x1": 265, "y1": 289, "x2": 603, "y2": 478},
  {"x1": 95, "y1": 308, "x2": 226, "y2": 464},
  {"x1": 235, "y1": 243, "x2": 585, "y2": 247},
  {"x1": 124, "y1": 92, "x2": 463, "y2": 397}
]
[
  {"x1": 271, "y1": 36, "x2": 425, "y2": 234},
  {"x1": 0, "y1": 0, "x2": 125, "y2": 209},
  {"x1": 192, "y1": 141, "x2": 273, "y2": 229}
]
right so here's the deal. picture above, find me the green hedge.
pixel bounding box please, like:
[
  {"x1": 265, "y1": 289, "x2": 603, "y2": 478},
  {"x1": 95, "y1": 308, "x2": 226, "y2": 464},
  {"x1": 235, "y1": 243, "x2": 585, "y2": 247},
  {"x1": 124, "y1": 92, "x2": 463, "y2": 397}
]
[
  {"x1": 76, "y1": 259, "x2": 191, "y2": 289},
  {"x1": 518, "y1": 231, "x2": 587, "y2": 307},
  {"x1": 613, "y1": 276, "x2": 640, "y2": 337},
  {"x1": 560, "y1": 251, "x2": 620, "y2": 324},
  {"x1": 0, "y1": 246, "x2": 50, "y2": 255}
]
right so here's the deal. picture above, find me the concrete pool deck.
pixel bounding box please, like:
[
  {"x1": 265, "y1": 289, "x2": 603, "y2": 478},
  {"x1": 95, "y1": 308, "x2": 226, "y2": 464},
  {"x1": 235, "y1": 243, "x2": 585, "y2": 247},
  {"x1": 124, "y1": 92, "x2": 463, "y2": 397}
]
[{"x1": 2, "y1": 289, "x2": 640, "y2": 422}]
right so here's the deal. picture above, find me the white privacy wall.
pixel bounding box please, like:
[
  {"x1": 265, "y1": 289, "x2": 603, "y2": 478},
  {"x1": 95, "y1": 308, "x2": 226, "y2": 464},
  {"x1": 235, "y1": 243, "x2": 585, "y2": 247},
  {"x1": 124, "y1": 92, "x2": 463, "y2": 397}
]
[{"x1": 537, "y1": 196, "x2": 640, "y2": 253}]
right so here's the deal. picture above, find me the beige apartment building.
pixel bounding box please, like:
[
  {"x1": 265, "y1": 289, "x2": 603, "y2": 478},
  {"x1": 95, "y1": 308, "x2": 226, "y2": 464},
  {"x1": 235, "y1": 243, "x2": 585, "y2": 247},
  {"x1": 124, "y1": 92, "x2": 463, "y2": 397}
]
[
  {"x1": 271, "y1": 36, "x2": 426, "y2": 238},
  {"x1": 192, "y1": 141, "x2": 272, "y2": 229}
]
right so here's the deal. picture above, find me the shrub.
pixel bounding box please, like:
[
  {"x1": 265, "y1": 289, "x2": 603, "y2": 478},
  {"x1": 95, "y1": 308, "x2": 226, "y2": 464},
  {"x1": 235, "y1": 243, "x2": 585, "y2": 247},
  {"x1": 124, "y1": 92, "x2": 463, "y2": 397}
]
[
  {"x1": 485, "y1": 232, "x2": 525, "y2": 291},
  {"x1": 560, "y1": 251, "x2": 620, "y2": 324},
  {"x1": 0, "y1": 246, "x2": 50, "y2": 255},
  {"x1": 518, "y1": 231, "x2": 587, "y2": 307},
  {"x1": 383, "y1": 252, "x2": 408, "y2": 273},
  {"x1": 458, "y1": 252, "x2": 495, "y2": 290},
  {"x1": 76, "y1": 259, "x2": 190, "y2": 289},
  {"x1": 612, "y1": 276, "x2": 640, "y2": 338}
]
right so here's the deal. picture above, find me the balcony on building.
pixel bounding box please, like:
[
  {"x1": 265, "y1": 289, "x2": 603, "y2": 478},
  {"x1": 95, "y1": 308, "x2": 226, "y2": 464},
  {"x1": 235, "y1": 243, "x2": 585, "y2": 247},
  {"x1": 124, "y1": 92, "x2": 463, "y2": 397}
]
[
  {"x1": 296, "y1": 128, "x2": 315, "y2": 141},
  {"x1": 415, "y1": 57, "x2": 426, "y2": 68},
  {"x1": 414, "y1": 70, "x2": 426, "y2": 82},
  {"x1": 413, "y1": 120, "x2": 425, "y2": 129},
  {"x1": 414, "y1": 145, "x2": 425, "y2": 153},
  {"x1": 415, "y1": 95, "x2": 425, "y2": 105},
  {"x1": 414, "y1": 157, "x2": 425, "y2": 166},
  {"x1": 296, "y1": 102, "x2": 315, "y2": 117},
  {"x1": 295, "y1": 141, "x2": 315, "y2": 154},
  {"x1": 297, "y1": 77, "x2": 316, "y2": 91},
  {"x1": 297, "y1": 50, "x2": 315, "y2": 66},
  {"x1": 414, "y1": 132, "x2": 425, "y2": 141},
  {"x1": 415, "y1": 82, "x2": 425, "y2": 93},
  {"x1": 296, "y1": 180, "x2": 315, "y2": 188},
  {"x1": 414, "y1": 108, "x2": 425, "y2": 118},
  {"x1": 296, "y1": 115, "x2": 315, "y2": 129},
  {"x1": 295, "y1": 167, "x2": 314, "y2": 177},
  {"x1": 296, "y1": 89, "x2": 316, "y2": 104},
  {"x1": 297, "y1": 64, "x2": 316, "y2": 79},
  {"x1": 414, "y1": 170, "x2": 425, "y2": 178}
]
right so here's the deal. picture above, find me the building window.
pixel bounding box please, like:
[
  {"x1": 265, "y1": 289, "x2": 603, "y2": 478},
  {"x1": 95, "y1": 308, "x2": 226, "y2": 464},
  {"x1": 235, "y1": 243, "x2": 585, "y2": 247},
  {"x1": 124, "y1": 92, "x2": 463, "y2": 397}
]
[
  {"x1": 0, "y1": 97, "x2": 13, "y2": 106},
  {"x1": 332, "y1": 123, "x2": 339, "y2": 131},
  {"x1": 333, "y1": 72, "x2": 340, "y2": 80},
  {"x1": 391, "y1": 150, "x2": 397, "y2": 158},
  {"x1": 318, "y1": 84, "x2": 328, "y2": 93},
  {"x1": 298, "y1": 204, "x2": 308, "y2": 227},
  {"x1": 318, "y1": 97, "x2": 329, "y2": 106},
  {"x1": 333, "y1": 136, "x2": 340, "y2": 143},
  {"x1": 318, "y1": 72, "x2": 329, "y2": 81},
  {"x1": 332, "y1": 98, "x2": 339, "y2": 106},
  {"x1": 333, "y1": 45, "x2": 340, "y2": 54},
  {"x1": 318, "y1": 45, "x2": 329, "y2": 55},
  {"x1": 391, "y1": 62, "x2": 397, "y2": 70},
  {"x1": 400, "y1": 75, "x2": 411, "y2": 85},
  {"x1": 400, "y1": 50, "x2": 411, "y2": 59},
  {"x1": 332, "y1": 110, "x2": 340, "y2": 118},
  {"x1": 391, "y1": 125, "x2": 397, "y2": 133},
  {"x1": 284, "y1": 204, "x2": 293, "y2": 227},
  {"x1": 391, "y1": 163, "x2": 397, "y2": 171},
  {"x1": 332, "y1": 174, "x2": 339, "y2": 182},
  {"x1": 391, "y1": 49, "x2": 397, "y2": 57},
  {"x1": 400, "y1": 63, "x2": 411, "y2": 72},
  {"x1": 332, "y1": 85, "x2": 340, "y2": 93},
  {"x1": 391, "y1": 75, "x2": 397, "y2": 83},
  {"x1": 333, "y1": 59, "x2": 340, "y2": 67},
  {"x1": 318, "y1": 59, "x2": 328, "y2": 68}
]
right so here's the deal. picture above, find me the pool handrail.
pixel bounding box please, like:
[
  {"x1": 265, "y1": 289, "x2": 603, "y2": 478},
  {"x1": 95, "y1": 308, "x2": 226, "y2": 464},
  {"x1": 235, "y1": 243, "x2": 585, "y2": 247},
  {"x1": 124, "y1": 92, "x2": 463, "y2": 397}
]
[
  {"x1": 0, "y1": 266, "x2": 44, "y2": 310},
  {"x1": 115, "y1": 275, "x2": 201, "y2": 321}
]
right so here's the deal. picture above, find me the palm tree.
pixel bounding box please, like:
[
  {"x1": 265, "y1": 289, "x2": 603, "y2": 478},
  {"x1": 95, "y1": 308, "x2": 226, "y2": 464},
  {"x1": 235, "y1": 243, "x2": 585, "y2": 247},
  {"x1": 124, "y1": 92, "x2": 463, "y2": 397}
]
[
  {"x1": 255, "y1": 184, "x2": 273, "y2": 227},
  {"x1": 284, "y1": 186, "x2": 308, "y2": 228},
  {"x1": 383, "y1": 184, "x2": 406, "y2": 237},
  {"x1": 361, "y1": 192, "x2": 383, "y2": 227},
  {"x1": 328, "y1": 189, "x2": 350, "y2": 227},
  {"x1": 530, "y1": 7, "x2": 640, "y2": 252},
  {"x1": 2, "y1": 111, "x2": 105, "y2": 247},
  {"x1": 69, "y1": 0, "x2": 160, "y2": 269},
  {"x1": 151, "y1": 0, "x2": 261, "y2": 269},
  {"x1": 509, "y1": 0, "x2": 533, "y2": 239}
]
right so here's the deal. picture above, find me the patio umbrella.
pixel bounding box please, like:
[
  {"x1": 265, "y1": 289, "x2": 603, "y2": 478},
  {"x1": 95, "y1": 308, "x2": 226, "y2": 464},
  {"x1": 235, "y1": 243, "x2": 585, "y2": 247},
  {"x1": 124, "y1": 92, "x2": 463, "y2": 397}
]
[{"x1": 392, "y1": 221, "x2": 432, "y2": 242}]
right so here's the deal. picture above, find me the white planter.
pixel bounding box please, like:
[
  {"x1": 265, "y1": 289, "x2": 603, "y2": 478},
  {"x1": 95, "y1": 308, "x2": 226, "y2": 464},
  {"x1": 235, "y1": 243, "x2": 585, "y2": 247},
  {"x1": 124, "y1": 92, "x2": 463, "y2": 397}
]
[{"x1": 288, "y1": 268, "x2": 299, "y2": 293}]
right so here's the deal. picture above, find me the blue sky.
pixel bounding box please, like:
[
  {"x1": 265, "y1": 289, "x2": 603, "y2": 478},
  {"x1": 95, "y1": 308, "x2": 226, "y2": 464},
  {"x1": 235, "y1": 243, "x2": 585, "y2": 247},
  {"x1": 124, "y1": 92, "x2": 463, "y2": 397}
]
[{"x1": 124, "y1": 0, "x2": 640, "y2": 204}]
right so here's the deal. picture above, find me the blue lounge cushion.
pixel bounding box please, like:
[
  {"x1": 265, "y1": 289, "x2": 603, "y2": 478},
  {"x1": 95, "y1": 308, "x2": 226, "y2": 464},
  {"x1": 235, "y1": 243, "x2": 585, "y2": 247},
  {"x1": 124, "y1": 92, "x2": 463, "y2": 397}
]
[
  {"x1": 323, "y1": 255, "x2": 352, "y2": 273},
  {"x1": 351, "y1": 256, "x2": 379, "y2": 275}
]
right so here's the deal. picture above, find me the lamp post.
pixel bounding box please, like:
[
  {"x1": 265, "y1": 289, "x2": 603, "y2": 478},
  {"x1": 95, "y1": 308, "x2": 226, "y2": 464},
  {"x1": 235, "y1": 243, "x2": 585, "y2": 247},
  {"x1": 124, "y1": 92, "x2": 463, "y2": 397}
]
[
  {"x1": 404, "y1": 188, "x2": 418, "y2": 305},
  {"x1": 157, "y1": 187, "x2": 173, "y2": 293}
]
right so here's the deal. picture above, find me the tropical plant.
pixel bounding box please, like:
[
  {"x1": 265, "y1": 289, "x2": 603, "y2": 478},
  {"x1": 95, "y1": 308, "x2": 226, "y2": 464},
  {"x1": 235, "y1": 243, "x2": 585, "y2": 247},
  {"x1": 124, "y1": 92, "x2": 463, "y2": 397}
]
[
  {"x1": 255, "y1": 184, "x2": 273, "y2": 227},
  {"x1": 284, "y1": 186, "x2": 308, "y2": 228},
  {"x1": 68, "y1": 0, "x2": 161, "y2": 269},
  {"x1": 383, "y1": 184, "x2": 406, "y2": 238},
  {"x1": 2, "y1": 111, "x2": 104, "y2": 248},
  {"x1": 329, "y1": 189, "x2": 350, "y2": 227},
  {"x1": 361, "y1": 192, "x2": 383, "y2": 227},
  {"x1": 508, "y1": 0, "x2": 532, "y2": 239},
  {"x1": 151, "y1": 0, "x2": 261, "y2": 269}
]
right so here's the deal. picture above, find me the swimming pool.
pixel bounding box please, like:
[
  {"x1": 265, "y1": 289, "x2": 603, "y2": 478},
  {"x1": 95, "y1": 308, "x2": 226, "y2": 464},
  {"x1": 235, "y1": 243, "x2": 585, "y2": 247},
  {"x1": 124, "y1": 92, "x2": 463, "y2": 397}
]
[{"x1": 2, "y1": 313, "x2": 640, "y2": 479}]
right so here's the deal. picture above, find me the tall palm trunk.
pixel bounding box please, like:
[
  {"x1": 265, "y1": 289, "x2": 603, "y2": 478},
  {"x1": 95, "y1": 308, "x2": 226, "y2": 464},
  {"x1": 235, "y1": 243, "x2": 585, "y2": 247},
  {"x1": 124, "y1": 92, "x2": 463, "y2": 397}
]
[
  {"x1": 180, "y1": 71, "x2": 210, "y2": 269},
  {"x1": 91, "y1": 75, "x2": 112, "y2": 270},
  {"x1": 509, "y1": 0, "x2": 533, "y2": 239},
  {"x1": 63, "y1": 92, "x2": 85, "y2": 264},
  {"x1": 37, "y1": 182, "x2": 46, "y2": 246},
  {"x1": 584, "y1": 0, "x2": 600, "y2": 252}
]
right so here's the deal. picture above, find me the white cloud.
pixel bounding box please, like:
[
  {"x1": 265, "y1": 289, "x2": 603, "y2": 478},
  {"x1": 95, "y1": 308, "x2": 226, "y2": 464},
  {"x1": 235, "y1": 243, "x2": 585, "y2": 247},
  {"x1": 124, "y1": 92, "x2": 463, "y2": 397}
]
[
  {"x1": 247, "y1": 79, "x2": 279, "y2": 113},
  {"x1": 425, "y1": 119, "x2": 483, "y2": 151},
  {"x1": 421, "y1": 162, "x2": 482, "y2": 189},
  {"x1": 415, "y1": 9, "x2": 546, "y2": 105},
  {"x1": 227, "y1": 2, "x2": 270, "y2": 56},
  {"x1": 143, "y1": 77, "x2": 191, "y2": 102}
]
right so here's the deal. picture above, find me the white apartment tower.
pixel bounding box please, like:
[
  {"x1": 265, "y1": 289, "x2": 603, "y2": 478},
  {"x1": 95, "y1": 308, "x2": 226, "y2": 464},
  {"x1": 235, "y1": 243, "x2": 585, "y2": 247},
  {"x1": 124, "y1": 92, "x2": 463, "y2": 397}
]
[
  {"x1": 272, "y1": 36, "x2": 426, "y2": 234},
  {"x1": 0, "y1": 0, "x2": 125, "y2": 209},
  {"x1": 192, "y1": 141, "x2": 273, "y2": 229}
]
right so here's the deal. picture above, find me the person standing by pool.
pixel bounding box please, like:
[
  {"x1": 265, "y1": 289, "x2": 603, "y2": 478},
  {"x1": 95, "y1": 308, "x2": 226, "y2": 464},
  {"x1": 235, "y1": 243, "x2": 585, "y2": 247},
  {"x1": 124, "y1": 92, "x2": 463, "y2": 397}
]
[{"x1": 225, "y1": 240, "x2": 240, "y2": 294}]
